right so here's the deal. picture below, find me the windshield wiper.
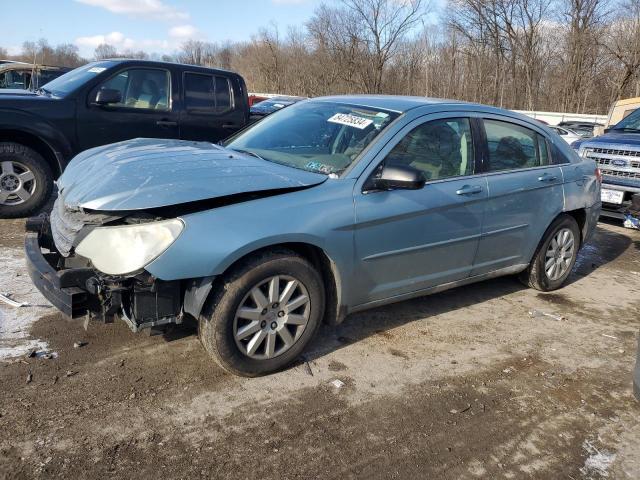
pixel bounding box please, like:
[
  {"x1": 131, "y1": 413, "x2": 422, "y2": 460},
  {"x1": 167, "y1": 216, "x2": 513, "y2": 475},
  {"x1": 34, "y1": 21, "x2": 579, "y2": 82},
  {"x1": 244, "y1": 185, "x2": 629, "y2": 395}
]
[
  {"x1": 229, "y1": 148, "x2": 265, "y2": 161},
  {"x1": 36, "y1": 87, "x2": 51, "y2": 96}
]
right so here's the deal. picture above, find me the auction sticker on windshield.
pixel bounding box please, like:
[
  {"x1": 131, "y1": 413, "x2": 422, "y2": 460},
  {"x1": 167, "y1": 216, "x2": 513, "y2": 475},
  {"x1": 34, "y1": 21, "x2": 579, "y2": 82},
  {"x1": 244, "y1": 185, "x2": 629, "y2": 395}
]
[{"x1": 328, "y1": 113, "x2": 373, "y2": 129}]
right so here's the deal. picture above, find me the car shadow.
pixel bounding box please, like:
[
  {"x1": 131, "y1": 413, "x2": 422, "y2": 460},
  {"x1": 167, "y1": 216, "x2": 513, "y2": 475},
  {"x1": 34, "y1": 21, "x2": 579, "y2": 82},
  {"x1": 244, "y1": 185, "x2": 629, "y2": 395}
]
[
  {"x1": 302, "y1": 223, "x2": 634, "y2": 364},
  {"x1": 569, "y1": 224, "x2": 633, "y2": 283}
]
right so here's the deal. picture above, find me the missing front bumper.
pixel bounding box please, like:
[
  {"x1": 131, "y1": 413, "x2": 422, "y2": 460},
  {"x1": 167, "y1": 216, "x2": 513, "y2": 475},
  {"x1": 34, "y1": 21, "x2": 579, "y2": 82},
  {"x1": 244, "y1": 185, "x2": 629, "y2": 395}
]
[{"x1": 24, "y1": 215, "x2": 183, "y2": 331}]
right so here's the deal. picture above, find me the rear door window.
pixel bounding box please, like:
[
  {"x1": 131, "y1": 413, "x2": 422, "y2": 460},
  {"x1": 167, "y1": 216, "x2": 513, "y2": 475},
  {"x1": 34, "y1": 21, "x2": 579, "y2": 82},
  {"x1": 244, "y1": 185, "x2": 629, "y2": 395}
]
[
  {"x1": 484, "y1": 119, "x2": 549, "y2": 171},
  {"x1": 184, "y1": 73, "x2": 233, "y2": 114}
]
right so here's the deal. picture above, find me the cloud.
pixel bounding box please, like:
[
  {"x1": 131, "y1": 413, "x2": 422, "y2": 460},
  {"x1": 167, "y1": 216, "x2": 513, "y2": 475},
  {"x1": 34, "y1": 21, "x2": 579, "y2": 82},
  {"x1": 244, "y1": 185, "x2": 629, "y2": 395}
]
[
  {"x1": 75, "y1": 0, "x2": 188, "y2": 21},
  {"x1": 271, "y1": 0, "x2": 310, "y2": 3},
  {"x1": 75, "y1": 31, "x2": 171, "y2": 53},
  {"x1": 168, "y1": 24, "x2": 199, "y2": 39}
]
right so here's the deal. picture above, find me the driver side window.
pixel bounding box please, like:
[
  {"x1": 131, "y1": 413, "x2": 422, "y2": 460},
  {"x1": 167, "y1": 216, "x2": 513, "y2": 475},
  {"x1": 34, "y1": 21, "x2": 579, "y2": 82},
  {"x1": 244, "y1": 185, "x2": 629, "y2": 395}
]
[
  {"x1": 97, "y1": 68, "x2": 170, "y2": 111},
  {"x1": 385, "y1": 118, "x2": 474, "y2": 181}
]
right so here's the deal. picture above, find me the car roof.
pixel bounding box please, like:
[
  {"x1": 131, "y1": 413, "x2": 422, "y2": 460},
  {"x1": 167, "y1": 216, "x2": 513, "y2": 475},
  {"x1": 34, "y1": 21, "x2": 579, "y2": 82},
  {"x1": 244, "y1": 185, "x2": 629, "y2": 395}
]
[
  {"x1": 311, "y1": 95, "x2": 470, "y2": 113},
  {"x1": 103, "y1": 59, "x2": 240, "y2": 77},
  {"x1": 310, "y1": 95, "x2": 542, "y2": 125}
]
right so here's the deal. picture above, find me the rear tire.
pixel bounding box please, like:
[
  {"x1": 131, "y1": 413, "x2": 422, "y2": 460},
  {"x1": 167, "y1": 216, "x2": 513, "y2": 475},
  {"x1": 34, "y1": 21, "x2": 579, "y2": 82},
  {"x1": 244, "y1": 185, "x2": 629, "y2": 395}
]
[
  {"x1": 0, "y1": 142, "x2": 53, "y2": 218},
  {"x1": 519, "y1": 214, "x2": 580, "y2": 291},
  {"x1": 199, "y1": 249, "x2": 325, "y2": 377}
]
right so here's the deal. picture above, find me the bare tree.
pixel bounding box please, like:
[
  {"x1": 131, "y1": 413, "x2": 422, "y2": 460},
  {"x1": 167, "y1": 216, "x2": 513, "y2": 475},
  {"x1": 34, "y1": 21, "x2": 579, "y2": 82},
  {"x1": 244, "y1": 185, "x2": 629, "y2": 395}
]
[{"x1": 94, "y1": 44, "x2": 117, "y2": 60}]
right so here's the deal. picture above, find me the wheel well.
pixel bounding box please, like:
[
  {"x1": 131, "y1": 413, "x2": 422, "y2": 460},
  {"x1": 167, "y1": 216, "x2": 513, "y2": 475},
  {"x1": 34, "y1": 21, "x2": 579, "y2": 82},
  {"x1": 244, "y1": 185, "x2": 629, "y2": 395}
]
[
  {"x1": 226, "y1": 243, "x2": 342, "y2": 325},
  {"x1": 0, "y1": 130, "x2": 61, "y2": 176},
  {"x1": 565, "y1": 208, "x2": 587, "y2": 243}
]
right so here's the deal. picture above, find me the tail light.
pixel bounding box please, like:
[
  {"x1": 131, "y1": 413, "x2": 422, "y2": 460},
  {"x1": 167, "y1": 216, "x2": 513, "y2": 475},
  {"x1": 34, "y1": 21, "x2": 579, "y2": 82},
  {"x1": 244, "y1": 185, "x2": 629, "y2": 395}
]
[{"x1": 595, "y1": 167, "x2": 602, "y2": 184}]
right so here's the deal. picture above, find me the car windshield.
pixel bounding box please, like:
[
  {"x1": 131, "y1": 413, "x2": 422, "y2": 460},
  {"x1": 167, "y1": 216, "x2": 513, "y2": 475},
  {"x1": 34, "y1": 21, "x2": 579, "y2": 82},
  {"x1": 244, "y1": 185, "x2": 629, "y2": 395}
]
[
  {"x1": 612, "y1": 108, "x2": 640, "y2": 131},
  {"x1": 226, "y1": 101, "x2": 399, "y2": 175},
  {"x1": 41, "y1": 61, "x2": 116, "y2": 97}
]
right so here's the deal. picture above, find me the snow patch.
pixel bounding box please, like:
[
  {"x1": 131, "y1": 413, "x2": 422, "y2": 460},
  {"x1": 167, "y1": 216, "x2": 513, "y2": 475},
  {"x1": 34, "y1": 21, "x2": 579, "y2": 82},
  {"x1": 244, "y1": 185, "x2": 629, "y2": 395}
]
[
  {"x1": 580, "y1": 440, "x2": 616, "y2": 478},
  {"x1": 0, "y1": 247, "x2": 53, "y2": 360}
]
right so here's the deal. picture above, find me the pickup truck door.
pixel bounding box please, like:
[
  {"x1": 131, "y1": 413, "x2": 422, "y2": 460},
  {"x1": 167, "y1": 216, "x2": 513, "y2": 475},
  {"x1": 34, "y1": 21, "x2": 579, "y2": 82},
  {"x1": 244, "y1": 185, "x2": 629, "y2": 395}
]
[
  {"x1": 179, "y1": 72, "x2": 245, "y2": 143},
  {"x1": 76, "y1": 67, "x2": 179, "y2": 151}
]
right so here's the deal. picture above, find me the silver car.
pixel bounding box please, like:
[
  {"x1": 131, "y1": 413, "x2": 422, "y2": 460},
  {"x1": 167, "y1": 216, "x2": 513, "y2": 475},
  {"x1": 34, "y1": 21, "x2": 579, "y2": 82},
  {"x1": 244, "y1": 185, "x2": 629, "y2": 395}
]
[{"x1": 26, "y1": 96, "x2": 602, "y2": 376}]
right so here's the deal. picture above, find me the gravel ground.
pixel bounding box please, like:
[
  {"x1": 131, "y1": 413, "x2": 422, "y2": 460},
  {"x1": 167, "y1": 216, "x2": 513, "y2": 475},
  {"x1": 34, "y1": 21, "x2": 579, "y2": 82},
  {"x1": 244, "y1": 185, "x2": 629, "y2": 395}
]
[{"x1": 0, "y1": 217, "x2": 639, "y2": 479}]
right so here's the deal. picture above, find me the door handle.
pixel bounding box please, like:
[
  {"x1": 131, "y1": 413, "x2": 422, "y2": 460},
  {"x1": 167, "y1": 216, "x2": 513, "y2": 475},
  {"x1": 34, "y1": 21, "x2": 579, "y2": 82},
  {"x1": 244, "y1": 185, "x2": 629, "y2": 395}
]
[
  {"x1": 156, "y1": 120, "x2": 177, "y2": 127},
  {"x1": 538, "y1": 173, "x2": 558, "y2": 182},
  {"x1": 222, "y1": 123, "x2": 237, "y2": 129},
  {"x1": 456, "y1": 185, "x2": 483, "y2": 195}
]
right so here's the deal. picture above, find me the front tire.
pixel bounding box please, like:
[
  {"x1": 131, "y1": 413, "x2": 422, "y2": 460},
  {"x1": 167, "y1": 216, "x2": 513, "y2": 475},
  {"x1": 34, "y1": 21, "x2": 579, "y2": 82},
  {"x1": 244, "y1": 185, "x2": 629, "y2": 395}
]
[
  {"x1": 0, "y1": 142, "x2": 53, "y2": 218},
  {"x1": 519, "y1": 214, "x2": 581, "y2": 291},
  {"x1": 199, "y1": 249, "x2": 325, "y2": 377}
]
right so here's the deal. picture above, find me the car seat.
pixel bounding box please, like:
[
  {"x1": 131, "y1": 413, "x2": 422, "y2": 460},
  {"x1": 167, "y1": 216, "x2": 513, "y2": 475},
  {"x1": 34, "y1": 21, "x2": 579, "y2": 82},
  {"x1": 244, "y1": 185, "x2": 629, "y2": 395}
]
[{"x1": 494, "y1": 136, "x2": 528, "y2": 170}]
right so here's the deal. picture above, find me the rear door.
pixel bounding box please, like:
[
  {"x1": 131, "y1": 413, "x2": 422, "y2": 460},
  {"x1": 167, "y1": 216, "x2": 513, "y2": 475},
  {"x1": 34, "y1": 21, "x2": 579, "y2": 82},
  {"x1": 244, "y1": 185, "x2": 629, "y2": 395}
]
[
  {"x1": 77, "y1": 66, "x2": 179, "y2": 150},
  {"x1": 179, "y1": 72, "x2": 244, "y2": 142},
  {"x1": 471, "y1": 116, "x2": 564, "y2": 276},
  {"x1": 353, "y1": 114, "x2": 487, "y2": 305}
]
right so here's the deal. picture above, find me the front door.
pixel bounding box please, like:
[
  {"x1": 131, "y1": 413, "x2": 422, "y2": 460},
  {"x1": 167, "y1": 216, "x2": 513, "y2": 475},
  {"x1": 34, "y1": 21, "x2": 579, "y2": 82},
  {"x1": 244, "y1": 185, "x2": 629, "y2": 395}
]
[
  {"x1": 353, "y1": 116, "x2": 487, "y2": 305},
  {"x1": 472, "y1": 117, "x2": 565, "y2": 276},
  {"x1": 77, "y1": 67, "x2": 178, "y2": 150}
]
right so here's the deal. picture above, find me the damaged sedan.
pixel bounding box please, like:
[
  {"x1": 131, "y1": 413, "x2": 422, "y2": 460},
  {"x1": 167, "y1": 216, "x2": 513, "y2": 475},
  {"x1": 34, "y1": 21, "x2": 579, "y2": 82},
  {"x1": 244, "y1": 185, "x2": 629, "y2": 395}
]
[{"x1": 25, "y1": 96, "x2": 601, "y2": 376}]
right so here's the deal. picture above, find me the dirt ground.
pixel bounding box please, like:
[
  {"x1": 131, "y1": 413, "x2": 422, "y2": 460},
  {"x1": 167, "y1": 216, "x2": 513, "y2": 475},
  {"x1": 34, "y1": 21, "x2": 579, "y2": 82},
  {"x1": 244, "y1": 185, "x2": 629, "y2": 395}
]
[{"x1": 1, "y1": 216, "x2": 639, "y2": 479}]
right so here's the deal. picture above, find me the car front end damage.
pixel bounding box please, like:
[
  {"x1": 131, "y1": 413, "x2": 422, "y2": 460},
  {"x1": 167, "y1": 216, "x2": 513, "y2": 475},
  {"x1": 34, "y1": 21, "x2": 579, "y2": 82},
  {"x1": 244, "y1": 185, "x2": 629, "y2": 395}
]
[{"x1": 24, "y1": 202, "x2": 185, "y2": 332}]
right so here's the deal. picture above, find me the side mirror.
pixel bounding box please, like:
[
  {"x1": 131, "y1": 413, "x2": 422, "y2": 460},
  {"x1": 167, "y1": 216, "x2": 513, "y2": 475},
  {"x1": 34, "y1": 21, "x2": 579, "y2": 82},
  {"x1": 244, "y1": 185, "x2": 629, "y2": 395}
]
[
  {"x1": 372, "y1": 164, "x2": 426, "y2": 191},
  {"x1": 94, "y1": 88, "x2": 122, "y2": 105}
]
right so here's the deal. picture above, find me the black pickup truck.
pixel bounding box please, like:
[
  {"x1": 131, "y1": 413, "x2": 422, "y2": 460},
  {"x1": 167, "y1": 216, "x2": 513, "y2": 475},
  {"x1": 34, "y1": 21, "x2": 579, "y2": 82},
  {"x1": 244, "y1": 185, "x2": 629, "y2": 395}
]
[{"x1": 0, "y1": 59, "x2": 250, "y2": 218}]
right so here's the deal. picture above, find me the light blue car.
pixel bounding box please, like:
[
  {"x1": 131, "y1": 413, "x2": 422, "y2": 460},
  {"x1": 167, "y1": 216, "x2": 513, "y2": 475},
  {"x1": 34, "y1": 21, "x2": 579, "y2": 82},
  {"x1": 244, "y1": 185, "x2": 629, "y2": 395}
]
[{"x1": 25, "y1": 96, "x2": 601, "y2": 376}]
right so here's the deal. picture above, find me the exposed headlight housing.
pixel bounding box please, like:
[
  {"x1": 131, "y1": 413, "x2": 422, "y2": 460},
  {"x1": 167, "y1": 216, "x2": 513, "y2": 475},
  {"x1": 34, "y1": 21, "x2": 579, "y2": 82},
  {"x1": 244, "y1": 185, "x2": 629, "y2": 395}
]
[{"x1": 75, "y1": 219, "x2": 184, "y2": 275}]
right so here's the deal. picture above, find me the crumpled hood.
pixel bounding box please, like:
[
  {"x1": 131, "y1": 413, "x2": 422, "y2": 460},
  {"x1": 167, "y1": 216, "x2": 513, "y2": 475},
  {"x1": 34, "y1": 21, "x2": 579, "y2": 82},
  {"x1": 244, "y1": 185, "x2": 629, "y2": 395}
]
[{"x1": 58, "y1": 138, "x2": 327, "y2": 211}]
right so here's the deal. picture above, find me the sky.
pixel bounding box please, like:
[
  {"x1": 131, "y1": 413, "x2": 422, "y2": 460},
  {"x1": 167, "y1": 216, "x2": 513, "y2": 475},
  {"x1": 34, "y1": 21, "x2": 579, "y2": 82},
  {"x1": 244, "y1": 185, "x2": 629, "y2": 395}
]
[{"x1": 2, "y1": 0, "x2": 330, "y2": 57}]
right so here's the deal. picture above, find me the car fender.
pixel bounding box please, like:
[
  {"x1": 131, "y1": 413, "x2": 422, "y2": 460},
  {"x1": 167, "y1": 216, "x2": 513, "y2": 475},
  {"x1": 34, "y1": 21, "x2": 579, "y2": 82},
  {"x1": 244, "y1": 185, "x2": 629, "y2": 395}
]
[
  {"x1": 0, "y1": 107, "x2": 74, "y2": 171},
  {"x1": 146, "y1": 180, "x2": 357, "y2": 309}
]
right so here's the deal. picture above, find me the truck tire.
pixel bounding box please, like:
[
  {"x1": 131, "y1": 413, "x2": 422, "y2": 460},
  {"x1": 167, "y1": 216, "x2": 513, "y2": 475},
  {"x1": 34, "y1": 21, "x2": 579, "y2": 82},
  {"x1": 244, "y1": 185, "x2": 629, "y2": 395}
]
[
  {"x1": 0, "y1": 142, "x2": 53, "y2": 218},
  {"x1": 519, "y1": 214, "x2": 581, "y2": 291},
  {"x1": 199, "y1": 249, "x2": 325, "y2": 377}
]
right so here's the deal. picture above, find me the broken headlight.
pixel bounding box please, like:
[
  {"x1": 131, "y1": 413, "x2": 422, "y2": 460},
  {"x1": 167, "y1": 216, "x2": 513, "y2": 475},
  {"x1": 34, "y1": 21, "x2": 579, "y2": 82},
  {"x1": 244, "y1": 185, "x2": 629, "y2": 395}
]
[{"x1": 75, "y1": 219, "x2": 184, "y2": 275}]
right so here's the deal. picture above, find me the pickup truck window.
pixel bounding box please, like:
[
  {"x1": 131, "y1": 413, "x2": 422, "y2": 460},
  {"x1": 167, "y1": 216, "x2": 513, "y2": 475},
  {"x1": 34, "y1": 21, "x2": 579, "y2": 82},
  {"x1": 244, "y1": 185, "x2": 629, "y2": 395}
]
[
  {"x1": 484, "y1": 119, "x2": 549, "y2": 171},
  {"x1": 385, "y1": 118, "x2": 475, "y2": 180},
  {"x1": 184, "y1": 72, "x2": 233, "y2": 114},
  {"x1": 98, "y1": 68, "x2": 170, "y2": 111}
]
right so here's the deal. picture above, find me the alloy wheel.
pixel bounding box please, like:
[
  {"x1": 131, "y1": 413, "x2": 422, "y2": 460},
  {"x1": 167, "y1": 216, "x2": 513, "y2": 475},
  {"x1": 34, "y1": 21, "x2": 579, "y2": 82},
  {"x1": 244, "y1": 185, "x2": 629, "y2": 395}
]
[
  {"x1": 544, "y1": 227, "x2": 575, "y2": 281},
  {"x1": 233, "y1": 275, "x2": 311, "y2": 360},
  {"x1": 0, "y1": 161, "x2": 36, "y2": 205}
]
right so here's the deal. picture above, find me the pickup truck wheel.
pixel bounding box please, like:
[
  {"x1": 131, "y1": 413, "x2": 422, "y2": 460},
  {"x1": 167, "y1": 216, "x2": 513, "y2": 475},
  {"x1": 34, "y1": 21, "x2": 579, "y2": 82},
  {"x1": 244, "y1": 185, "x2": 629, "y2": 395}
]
[
  {"x1": 0, "y1": 142, "x2": 53, "y2": 218},
  {"x1": 519, "y1": 214, "x2": 580, "y2": 291},
  {"x1": 199, "y1": 249, "x2": 325, "y2": 377}
]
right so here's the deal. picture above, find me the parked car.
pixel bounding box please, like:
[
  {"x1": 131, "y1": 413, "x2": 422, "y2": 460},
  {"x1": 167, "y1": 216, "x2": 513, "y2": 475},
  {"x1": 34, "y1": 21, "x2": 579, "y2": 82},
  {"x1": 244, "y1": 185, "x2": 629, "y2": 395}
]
[
  {"x1": 25, "y1": 95, "x2": 601, "y2": 376},
  {"x1": 550, "y1": 126, "x2": 582, "y2": 145},
  {"x1": 0, "y1": 59, "x2": 250, "y2": 218},
  {"x1": 558, "y1": 121, "x2": 601, "y2": 138},
  {"x1": 594, "y1": 97, "x2": 640, "y2": 137},
  {"x1": 250, "y1": 95, "x2": 306, "y2": 120},
  {"x1": 572, "y1": 107, "x2": 640, "y2": 218},
  {"x1": 248, "y1": 94, "x2": 269, "y2": 106},
  {"x1": 0, "y1": 63, "x2": 70, "y2": 91}
]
